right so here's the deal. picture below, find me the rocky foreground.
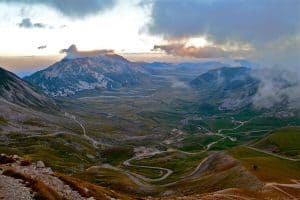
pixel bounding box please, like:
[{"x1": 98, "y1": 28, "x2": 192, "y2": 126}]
[
  {"x1": 0, "y1": 154, "x2": 133, "y2": 200},
  {"x1": 1, "y1": 154, "x2": 299, "y2": 200}
]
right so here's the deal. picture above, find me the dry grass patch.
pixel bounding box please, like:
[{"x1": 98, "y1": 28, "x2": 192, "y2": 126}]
[
  {"x1": 55, "y1": 172, "x2": 135, "y2": 200},
  {"x1": 20, "y1": 155, "x2": 32, "y2": 166}
]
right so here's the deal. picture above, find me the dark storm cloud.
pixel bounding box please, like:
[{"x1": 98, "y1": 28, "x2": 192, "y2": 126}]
[
  {"x1": 18, "y1": 18, "x2": 47, "y2": 28},
  {"x1": 148, "y1": 0, "x2": 300, "y2": 43},
  {"x1": 60, "y1": 44, "x2": 114, "y2": 59},
  {"x1": 153, "y1": 43, "x2": 226, "y2": 58},
  {"x1": 1, "y1": 0, "x2": 116, "y2": 18}
]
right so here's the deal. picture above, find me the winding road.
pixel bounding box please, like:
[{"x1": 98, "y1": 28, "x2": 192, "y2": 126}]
[
  {"x1": 119, "y1": 118, "x2": 253, "y2": 184},
  {"x1": 123, "y1": 151, "x2": 173, "y2": 182}
]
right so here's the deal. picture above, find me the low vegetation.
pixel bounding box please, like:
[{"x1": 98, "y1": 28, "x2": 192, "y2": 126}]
[
  {"x1": 131, "y1": 151, "x2": 208, "y2": 184},
  {"x1": 228, "y1": 146, "x2": 300, "y2": 183},
  {"x1": 0, "y1": 116, "x2": 7, "y2": 124},
  {"x1": 55, "y1": 173, "x2": 134, "y2": 200},
  {"x1": 253, "y1": 127, "x2": 300, "y2": 158}
]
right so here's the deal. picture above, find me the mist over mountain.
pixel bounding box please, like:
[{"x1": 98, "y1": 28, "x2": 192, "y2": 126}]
[{"x1": 253, "y1": 65, "x2": 300, "y2": 110}]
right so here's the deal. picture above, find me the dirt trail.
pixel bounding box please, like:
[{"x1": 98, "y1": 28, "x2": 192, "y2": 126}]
[
  {"x1": 244, "y1": 146, "x2": 300, "y2": 161},
  {"x1": 64, "y1": 112, "x2": 105, "y2": 148}
]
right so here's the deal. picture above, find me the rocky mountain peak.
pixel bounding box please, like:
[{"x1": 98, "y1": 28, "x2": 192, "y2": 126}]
[{"x1": 25, "y1": 54, "x2": 148, "y2": 96}]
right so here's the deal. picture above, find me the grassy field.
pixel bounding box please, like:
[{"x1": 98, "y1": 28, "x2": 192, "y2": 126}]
[
  {"x1": 178, "y1": 134, "x2": 221, "y2": 152},
  {"x1": 100, "y1": 146, "x2": 134, "y2": 166},
  {"x1": 130, "y1": 151, "x2": 208, "y2": 184},
  {"x1": 75, "y1": 166, "x2": 146, "y2": 195},
  {"x1": 0, "y1": 133, "x2": 99, "y2": 173},
  {"x1": 252, "y1": 126, "x2": 300, "y2": 158},
  {"x1": 122, "y1": 165, "x2": 166, "y2": 179},
  {"x1": 228, "y1": 146, "x2": 300, "y2": 183}
]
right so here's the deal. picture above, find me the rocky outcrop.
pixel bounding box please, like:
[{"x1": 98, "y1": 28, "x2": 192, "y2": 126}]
[{"x1": 0, "y1": 154, "x2": 133, "y2": 200}]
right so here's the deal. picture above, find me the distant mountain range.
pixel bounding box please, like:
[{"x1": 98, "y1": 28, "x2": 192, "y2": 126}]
[{"x1": 25, "y1": 54, "x2": 148, "y2": 96}]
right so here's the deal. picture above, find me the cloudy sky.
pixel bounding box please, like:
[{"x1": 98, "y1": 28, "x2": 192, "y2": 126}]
[{"x1": 0, "y1": 0, "x2": 299, "y2": 73}]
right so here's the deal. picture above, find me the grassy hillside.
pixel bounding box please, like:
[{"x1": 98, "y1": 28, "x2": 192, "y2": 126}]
[
  {"x1": 228, "y1": 146, "x2": 300, "y2": 183},
  {"x1": 130, "y1": 151, "x2": 208, "y2": 184},
  {"x1": 252, "y1": 127, "x2": 300, "y2": 159}
]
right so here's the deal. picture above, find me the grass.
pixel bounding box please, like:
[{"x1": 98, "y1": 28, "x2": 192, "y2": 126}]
[
  {"x1": 167, "y1": 165, "x2": 262, "y2": 196},
  {"x1": 100, "y1": 146, "x2": 134, "y2": 166},
  {"x1": 75, "y1": 166, "x2": 141, "y2": 195},
  {"x1": 204, "y1": 117, "x2": 236, "y2": 132},
  {"x1": 20, "y1": 155, "x2": 32, "y2": 166},
  {"x1": 0, "y1": 116, "x2": 7, "y2": 124},
  {"x1": 228, "y1": 146, "x2": 300, "y2": 183},
  {"x1": 223, "y1": 117, "x2": 300, "y2": 134},
  {"x1": 3, "y1": 168, "x2": 64, "y2": 200},
  {"x1": 123, "y1": 165, "x2": 166, "y2": 179},
  {"x1": 131, "y1": 151, "x2": 208, "y2": 184},
  {"x1": 210, "y1": 137, "x2": 239, "y2": 150},
  {"x1": 22, "y1": 119, "x2": 46, "y2": 127},
  {"x1": 55, "y1": 172, "x2": 134, "y2": 200},
  {"x1": 178, "y1": 135, "x2": 221, "y2": 152},
  {"x1": 252, "y1": 127, "x2": 300, "y2": 158},
  {"x1": 0, "y1": 133, "x2": 99, "y2": 173}
]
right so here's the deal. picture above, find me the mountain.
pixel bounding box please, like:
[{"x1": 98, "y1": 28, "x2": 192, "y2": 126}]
[
  {"x1": 191, "y1": 67, "x2": 259, "y2": 110},
  {"x1": 0, "y1": 67, "x2": 55, "y2": 109},
  {"x1": 25, "y1": 54, "x2": 149, "y2": 96}
]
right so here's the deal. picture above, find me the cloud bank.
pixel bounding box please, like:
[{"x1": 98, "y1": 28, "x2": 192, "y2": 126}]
[
  {"x1": 60, "y1": 44, "x2": 114, "y2": 59},
  {"x1": 153, "y1": 43, "x2": 226, "y2": 58},
  {"x1": 147, "y1": 0, "x2": 300, "y2": 43},
  {"x1": 252, "y1": 65, "x2": 300, "y2": 110},
  {"x1": 2, "y1": 0, "x2": 116, "y2": 18}
]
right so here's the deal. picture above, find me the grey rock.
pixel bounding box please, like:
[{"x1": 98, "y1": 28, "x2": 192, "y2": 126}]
[{"x1": 36, "y1": 161, "x2": 45, "y2": 168}]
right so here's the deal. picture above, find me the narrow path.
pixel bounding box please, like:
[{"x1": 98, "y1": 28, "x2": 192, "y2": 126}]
[
  {"x1": 64, "y1": 112, "x2": 101, "y2": 148},
  {"x1": 244, "y1": 146, "x2": 300, "y2": 162}
]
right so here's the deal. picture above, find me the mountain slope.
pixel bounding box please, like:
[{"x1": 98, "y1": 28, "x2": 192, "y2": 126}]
[
  {"x1": 25, "y1": 54, "x2": 148, "y2": 96},
  {"x1": 0, "y1": 67, "x2": 55, "y2": 109},
  {"x1": 191, "y1": 67, "x2": 258, "y2": 110}
]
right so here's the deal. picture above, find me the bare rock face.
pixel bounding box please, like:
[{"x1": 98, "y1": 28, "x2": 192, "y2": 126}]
[{"x1": 36, "y1": 161, "x2": 45, "y2": 168}]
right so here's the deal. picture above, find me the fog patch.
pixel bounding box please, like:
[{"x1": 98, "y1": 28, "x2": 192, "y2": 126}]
[{"x1": 252, "y1": 65, "x2": 300, "y2": 110}]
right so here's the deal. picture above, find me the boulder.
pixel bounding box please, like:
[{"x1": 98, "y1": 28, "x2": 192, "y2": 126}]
[{"x1": 36, "y1": 161, "x2": 45, "y2": 168}]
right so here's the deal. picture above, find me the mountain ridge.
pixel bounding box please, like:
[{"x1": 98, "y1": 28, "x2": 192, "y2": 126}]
[{"x1": 0, "y1": 67, "x2": 56, "y2": 109}]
